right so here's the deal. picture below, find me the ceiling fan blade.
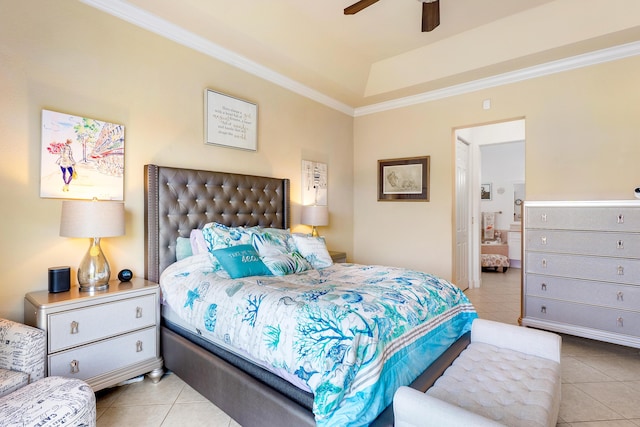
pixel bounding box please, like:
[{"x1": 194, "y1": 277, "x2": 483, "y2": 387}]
[
  {"x1": 422, "y1": 0, "x2": 440, "y2": 32},
  {"x1": 344, "y1": 0, "x2": 380, "y2": 15}
]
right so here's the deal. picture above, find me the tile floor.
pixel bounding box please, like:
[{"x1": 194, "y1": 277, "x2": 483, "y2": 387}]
[{"x1": 96, "y1": 268, "x2": 640, "y2": 426}]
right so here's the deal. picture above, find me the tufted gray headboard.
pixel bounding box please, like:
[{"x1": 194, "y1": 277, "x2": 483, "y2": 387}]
[{"x1": 144, "y1": 164, "x2": 291, "y2": 283}]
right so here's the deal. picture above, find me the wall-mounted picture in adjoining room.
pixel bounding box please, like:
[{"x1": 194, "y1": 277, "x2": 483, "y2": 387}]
[
  {"x1": 40, "y1": 110, "x2": 124, "y2": 200},
  {"x1": 204, "y1": 88, "x2": 257, "y2": 151},
  {"x1": 481, "y1": 183, "x2": 492, "y2": 200},
  {"x1": 302, "y1": 160, "x2": 328, "y2": 206},
  {"x1": 378, "y1": 156, "x2": 430, "y2": 201}
]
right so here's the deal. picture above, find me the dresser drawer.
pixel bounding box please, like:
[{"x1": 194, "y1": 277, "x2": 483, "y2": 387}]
[
  {"x1": 525, "y1": 296, "x2": 640, "y2": 337},
  {"x1": 48, "y1": 326, "x2": 157, "y2": 380},
  {"x1": 525, "y1": 274, "x2": 640, "y2": 310},
  {"x1": 48, "y1": 294, "x2": 157, "y2": 352},
  {"x1": 526, "y1": 229, "x2": 640, "y2": 258},
  {"x1": 526, "y1": 206, "x2": 640, "y2": 232},
  {"x1": 525, "y1": 252, "x2": 640, "y2": 285}
]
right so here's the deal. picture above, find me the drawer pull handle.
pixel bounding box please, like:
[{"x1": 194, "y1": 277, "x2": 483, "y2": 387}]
[
  {"x1": 541, "y1": 213, "x2": 547, "y2": 222},
  {"x1": 541, "y1": 283, "x2": 547, "y2": 291},
  {"x1": 70, "y1": 360, "x2": 79, "y2": 374},
  {"x1": 70, "y1": 321, "x2": 79, "y2": 334},
  {"x1": 617, "y1": 266, "x2": 624, "y2": 275},
  {"x1": 541, "y1": 306, "x2": 547, "y2": 314},
  {"x1": 136, "y1": 307, "x2": 143, "y2": 318},
  {"x1": 541, "y1": 259, "x2": 547, "y2": 268},
  {"x1": 618, "y1": 214, "x2": 624, "y2": 224},
  {"x1": 617, "y1": 240, "x2": 624, "y2": 249},
  {"x1": 541, "y1": 236, "x2": 547, "y2": 245},
  {"x1": 136, "y1": 340, "x2": 143, "y2": 352},
  {"x1": 617, "y1": 317, "x2": 624, "y2": 327},
  {"x1": 617, "y1": 291, "x2": 624, "y2": 301}
]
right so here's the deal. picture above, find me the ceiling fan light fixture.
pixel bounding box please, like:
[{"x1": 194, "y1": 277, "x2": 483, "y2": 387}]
[{"x1": 421, "y1": 0, "x2": 440, "y2": 32}]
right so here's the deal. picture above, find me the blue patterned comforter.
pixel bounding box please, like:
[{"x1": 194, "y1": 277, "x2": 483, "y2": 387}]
[{"x1": 160, "y1": 254, "x2": 477, "y2": 426}]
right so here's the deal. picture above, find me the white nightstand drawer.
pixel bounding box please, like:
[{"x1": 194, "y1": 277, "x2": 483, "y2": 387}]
[
  {"x1": 49, "y1": 294, "x2": 156, "y2": 352},
  {"x1": 48, "y1": 326, "x2": 157, "y2": 381}
]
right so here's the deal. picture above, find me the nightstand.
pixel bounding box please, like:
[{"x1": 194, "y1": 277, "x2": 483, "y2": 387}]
[
  {"x1": 24, "y1": 278, "x2": 163, "y2": 392},
  {"x1": 329, "y1": 251, "x2": 347, "y2": 263}
]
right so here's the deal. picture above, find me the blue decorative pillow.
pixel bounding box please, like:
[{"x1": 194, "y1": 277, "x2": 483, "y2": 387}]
[
  {"x1": 212, "y1": 245, "x2": 272, "y2": 279},
  {"x1": 250, "y1": 227, "x2": 293, "y2": 256},
  {"x1": 261, "y1": 251, "x2": 312, "y2": 276},
  {"x1": 291, "y1": 234, "x2": 333, "y2": 269}
]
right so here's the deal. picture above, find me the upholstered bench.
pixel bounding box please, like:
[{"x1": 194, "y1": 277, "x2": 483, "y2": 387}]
[
  {"x1": 0, "y1": 376, "x2": 96, "y2": 427},
  {"x1": 481, "y1": 253, "x2": 510, "y2": 272},
  {"x1": 394, "y1": 319, "x2": 561, "y2": 427}
]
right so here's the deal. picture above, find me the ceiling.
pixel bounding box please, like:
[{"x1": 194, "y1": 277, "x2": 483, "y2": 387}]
[{"x1": 84, "y1": 0, "x2": 640, "y2": 112}]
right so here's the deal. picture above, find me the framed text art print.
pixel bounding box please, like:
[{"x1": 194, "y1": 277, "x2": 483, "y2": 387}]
[
  {"x1": 378, "y1": 156, "x2": 430, "y2": 202},
  {"x1": 205, "y1": 89, "x2": 258, "y2": 151},
  {"x1": 40, "y1": 109, "x2": 124, "y2": 200}
]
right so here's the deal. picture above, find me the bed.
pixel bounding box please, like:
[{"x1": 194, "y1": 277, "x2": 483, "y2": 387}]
[{"x1": 144, "y1": 164, "x2": 476, "y2": 427}]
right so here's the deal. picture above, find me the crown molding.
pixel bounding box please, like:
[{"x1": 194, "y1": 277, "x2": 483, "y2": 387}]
[
  {"x1": 79, "y1": 0, "x2": 355, "y2": 116},
  {"x1": 80, "y1": 0, "x2": 640, "y2": 118},
  {"x1": 354, "y1": 40, "x2": 640, "y2": 117}
]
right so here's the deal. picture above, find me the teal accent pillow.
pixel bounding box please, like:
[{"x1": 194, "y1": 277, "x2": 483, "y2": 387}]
[
  {"x1": 176, "y1": 237, "x2": 193, "y2": 261},
  {"x1": 212, "y1": 244, "x2": 272, "y2": 279}
]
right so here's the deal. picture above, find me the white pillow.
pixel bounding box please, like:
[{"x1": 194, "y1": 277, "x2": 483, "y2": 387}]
[{"x1": 291, "y1": 234, "x2": 333, "y2": 269}]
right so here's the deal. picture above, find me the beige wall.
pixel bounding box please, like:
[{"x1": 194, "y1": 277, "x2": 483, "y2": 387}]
[
  {"x1": 354, "y1": 56, "x2": 640, "y2": 280},
  {"x1": 0, "y1": 0, "x2": 353, "y2": 321}
]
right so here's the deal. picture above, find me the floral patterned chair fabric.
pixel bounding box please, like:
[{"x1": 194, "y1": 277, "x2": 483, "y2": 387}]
[
  {"x1": 480, "y1": 254, "x2": 510, "y2": 272},
  {"x1": 0, "y1": 318, "x2": 45, "y2": 398},
  {"x1": 0, "y1": 376, "x2": 96, "y2": 427}
]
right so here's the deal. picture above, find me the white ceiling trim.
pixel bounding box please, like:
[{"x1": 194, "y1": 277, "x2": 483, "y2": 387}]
[
  {"x1": 79, "y1": 0, "x2": 355, "y2": 116},
  {"x1": 355, "y1": 40, "x2": 640, "y2": 117},
  {"x1": 80, "y1": 0, "x2": 640, "y2": 118}
]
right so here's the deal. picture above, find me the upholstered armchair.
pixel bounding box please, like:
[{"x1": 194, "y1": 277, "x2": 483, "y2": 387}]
[
  {"x1": 0, "y1": 318, "x2": 96, "y2": 426},
  {"x1": 0, "y1": 318, "x2": 45, "y2": 397}
]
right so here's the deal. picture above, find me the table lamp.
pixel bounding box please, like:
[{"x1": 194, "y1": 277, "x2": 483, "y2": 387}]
[
  {"x1": 60, "y1": 199, "x2": 125, "y2": 291},
  {"x1": 301, "y1": 205, "x2": 329, "y2": 237}
]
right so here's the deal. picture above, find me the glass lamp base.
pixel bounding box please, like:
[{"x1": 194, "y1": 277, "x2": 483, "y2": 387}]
[{"x1": 78, "y1": 237, "x2": 111, "y2": 292}]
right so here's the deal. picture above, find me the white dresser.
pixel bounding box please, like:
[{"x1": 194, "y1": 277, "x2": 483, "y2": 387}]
[
  {"x1": 522, "y1": 201, "x2": 640, "y2": 348},
  {"x1": 24, "y1": 278, "x2": 164, "y2": 391}
]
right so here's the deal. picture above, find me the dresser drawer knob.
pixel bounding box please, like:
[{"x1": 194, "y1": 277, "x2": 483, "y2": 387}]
[
  {"x1": 541, "y1": 283, "x2": 547, "y2": 291},
  {"x1": 136, "y1": 340, "x2": 143, "y2": 352},
  {"x1": 541, "y1": 306, "x2": 547, "y2": 314},
  {"x1": 70, "y1": 359, "x2": 79, "y2": 374},
  {"x1": 617, "y1": 291, "x2": 624, "y2": 301},
  {"x1": 617, "y1": 266, "x2": 624, "y2": 275},
  {"x1": 541, "y1": 213, "x2": 547, "y2": 222},
  {"x1": 70, "y1": 321, "x2": 79, "y2": 334},
  {"x1": 541, "y1": 236, "x2": 547, "y2": 245},
  {"x1": 617, "y1": 240, "x2": 624, "y2": 249},
  {"x1": 136, "y1": 307, "x2": 143, "y2": 318},
  {"x1": 541, "y1": 259, "x2": 547, "y2": 268},
  {"x1": 617, "y1": 214, "x2": 624, "y2": 224},
  {"x1": 617, "y1": 317, "x2": 624, "y2": 327}
]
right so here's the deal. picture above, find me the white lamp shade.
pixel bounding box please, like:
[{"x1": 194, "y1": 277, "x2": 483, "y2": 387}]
[
  {"x1": 60, "y1": 200, "x2": 125, "y2": 238},
  {"x1": 301, "y1": 205, "x2": 329, "y2": 226}
]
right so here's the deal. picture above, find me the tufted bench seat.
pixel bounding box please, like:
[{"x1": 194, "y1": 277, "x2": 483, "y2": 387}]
[
  {"x1": 481, "y1": 254, "x2": 510, "y2": 272},
  {"x1": 0, "y1": 376, "x2": 96, "y2": 426},
  {"x1": 394, "y1": 319, "x2": 561, "y2": 427}
]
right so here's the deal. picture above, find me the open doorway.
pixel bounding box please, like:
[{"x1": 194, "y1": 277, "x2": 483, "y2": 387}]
[{"x1": 454, "y1": 119, "x2": 525, "y2": 289}]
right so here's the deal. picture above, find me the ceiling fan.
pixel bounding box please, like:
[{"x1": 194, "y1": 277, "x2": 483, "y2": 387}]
[{"x1": 344, "y1": 0, "x2": 440, "y2": 32}]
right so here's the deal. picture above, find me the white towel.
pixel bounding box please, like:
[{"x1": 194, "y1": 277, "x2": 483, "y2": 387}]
[{"x1": 483, "y1": 212, "x2": 495, "y2": 240}]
